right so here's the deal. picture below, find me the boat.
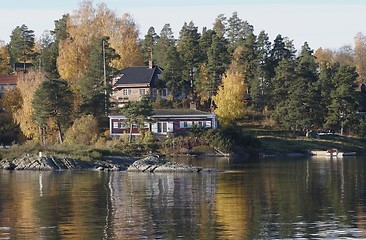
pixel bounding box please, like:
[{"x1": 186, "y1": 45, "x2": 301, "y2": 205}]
[{"x1": 311, "y1": 149, "x2": 356, "y2": 158}]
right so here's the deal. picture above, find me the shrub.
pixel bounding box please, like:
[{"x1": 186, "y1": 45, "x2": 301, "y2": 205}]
[{"x1": 64, "y1": 115, "x2": 99, "y2": 145}]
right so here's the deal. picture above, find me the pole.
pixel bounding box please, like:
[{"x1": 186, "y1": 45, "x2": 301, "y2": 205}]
[{"x1": 103, "y1": 40, "x2": 107, "y2": 115}]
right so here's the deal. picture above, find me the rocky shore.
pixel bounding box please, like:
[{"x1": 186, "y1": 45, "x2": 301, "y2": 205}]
[
  {"x1": 0, "y1": 153, "x2": 132, "y2": 171},
  {"x1": 0, "y1": 154, "x2": 216, "y2": 173}
]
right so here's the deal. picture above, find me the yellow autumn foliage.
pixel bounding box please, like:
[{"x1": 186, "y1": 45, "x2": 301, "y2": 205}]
[
  {"x1": 13, "y1": 71, "x2": 44, "y2": 139},
  {"x1": 213, "y1": 65, "x2": 247, "y2": 125},
  {"x1": 57, "y1": 1, "x2": 143, "y2": 83}
]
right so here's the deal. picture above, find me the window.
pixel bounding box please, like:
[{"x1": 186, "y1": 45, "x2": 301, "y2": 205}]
[
  {"x1": 140, "y1": 88, "x2": 146, "y2": 96},
  {"x1": 162, "y1": 88, "x2": 168, "y2": 97},
  {"x1": 152, "y1": 89, "x2": 158, "y2": 98},
  {"x1": 157, "y1": 122, "x2": 168, "y2": 133},
  {"x1": 179, "y1": 121, "x2": 193, "y2": 128},
  {"x1": 123, "y1": 89, "x2": 131, "y2": 95}
]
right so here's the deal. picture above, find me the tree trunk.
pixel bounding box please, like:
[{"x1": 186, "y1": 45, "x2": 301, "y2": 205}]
[
  {"x1": 129, "y1": 123, "x2": 133, "y2": 143},
  {"x1": 57, "y1": 122, "x2": 63, "y2": 144}
]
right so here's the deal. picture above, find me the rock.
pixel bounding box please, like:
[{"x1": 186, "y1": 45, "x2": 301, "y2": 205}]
[
  {"x1": 0, "y1": 154, "x2": 129, "y2": 171},
  {"x1": 127, "y1": 156, "x2": 203, "y2": 173}
]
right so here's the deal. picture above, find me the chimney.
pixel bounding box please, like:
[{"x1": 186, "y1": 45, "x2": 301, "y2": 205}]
[
  {"x1": 148, "y1": 48, "x2": 153, "y2": 69},
  {"x1": 190, "y1": 101, "x2": 197, "y2": 110}
]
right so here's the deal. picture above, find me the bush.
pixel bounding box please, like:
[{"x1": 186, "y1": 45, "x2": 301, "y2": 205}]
[{"x1": 64, "y1": 115, "x2": 99, "y2": 145}]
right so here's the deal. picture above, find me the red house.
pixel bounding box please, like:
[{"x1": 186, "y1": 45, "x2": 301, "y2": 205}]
[{"x1": 109, "y1": 109, "x2": 217, "y2": 137}]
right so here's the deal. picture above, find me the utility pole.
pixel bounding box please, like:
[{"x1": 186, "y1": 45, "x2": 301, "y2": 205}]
[{"x1": 103, "y1": 40, "x2": 107, "y2": 115}]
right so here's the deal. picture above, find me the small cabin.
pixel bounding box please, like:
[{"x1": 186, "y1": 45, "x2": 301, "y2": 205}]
[{"x1": 109, "y1": 109, "x2": 217, "y2": 137}]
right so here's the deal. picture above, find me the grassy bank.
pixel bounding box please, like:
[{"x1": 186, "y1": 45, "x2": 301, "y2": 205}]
[{"x1": 242, "y1": 125, "x2": 366, "y2": 154}]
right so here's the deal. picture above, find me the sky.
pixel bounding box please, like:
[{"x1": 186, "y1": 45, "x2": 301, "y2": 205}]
[{"x1": 1, "y1": 0, "x2": 366, "y2": 51}]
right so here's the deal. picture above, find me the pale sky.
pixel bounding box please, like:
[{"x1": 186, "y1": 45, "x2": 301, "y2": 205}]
[{"x1": 1, "y1": 0, "x2": 365, "y2": 51}]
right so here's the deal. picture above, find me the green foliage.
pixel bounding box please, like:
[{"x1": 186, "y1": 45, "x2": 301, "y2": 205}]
[
  {"x1": 119, "y1": 96, "x2": 153, "y2": 143},
  {"x1": 32, "y1": 79, "x2": 74, "y2": 144},
  {"x1": 64, "y1": 115, "x2": 99, "y2": 145},
  {"x1": 8, "y1": 24, "x2": 35, "y2": 69},
  {"x1": 163, "y1": 124, "x2": 260, "y2": 154}
]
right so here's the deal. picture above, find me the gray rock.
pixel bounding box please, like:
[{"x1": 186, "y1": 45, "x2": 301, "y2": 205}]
[
  {"x1": 127, "y1": 156, "x2": 203, "y2": 173},
  {"x1": 0, "y1": 154, "x2": 129, "y2": 171}
]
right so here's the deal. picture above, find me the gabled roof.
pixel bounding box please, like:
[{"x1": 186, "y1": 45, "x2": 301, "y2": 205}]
[
  {"x1": 0, "y1": 74, "x2": 17, "y2": 85},
  {"x1": 109, "y1": 108, "x2": 215, "y2": 118},
  {"x1": 152, "y1": 109, "x2": 214, "y2": 116},
  {"x1": 114, "y1": 66, "x2": 163, "y2": 86}
]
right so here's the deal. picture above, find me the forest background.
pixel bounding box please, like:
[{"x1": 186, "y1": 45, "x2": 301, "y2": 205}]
[{"x1": 1, "y1": 0, "x2": 366, "y2": 157}]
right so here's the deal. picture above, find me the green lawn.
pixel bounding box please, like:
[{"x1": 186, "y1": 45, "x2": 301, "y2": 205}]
[{"x1": 241, "y1": 125, "x2": 366, "y2": 154}]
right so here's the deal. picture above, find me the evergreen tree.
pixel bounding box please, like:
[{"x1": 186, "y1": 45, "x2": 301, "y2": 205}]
[
  {"x1": 119, "y1": 96, "x2": 153, "y2": 143},
  {"x1": 269, "y1": 34, "x2": 296, "y2": 78},
  {"x1": 37, "y1": 14, "x2": 69, "y2": 79},
  {"x1": 80, "y1": 36, "x2": 119, "y2": 117},
  {"x1": 142, "y1": 27, "x2": 159, "y2": 65},
  {"x1": 250, "y1": 30, "x2": 272, "y2": 111},
  {"x1": 32, "y1": 79, "x2": 73, "y2": 144},
  {"x1": 8, "y1": 24, "x2": 35, "y2": 71},
  {"x1": 161, "y1": 44, "x2": 186, "y2": 100},
  {"x1": 227, "y1": 12, "x2": 253, "y2": 51},
  {"x1": 154, "y1": 24, "x2": 175, "y2": 67},
  {"x1": 213, "y1": 14, "x2": 227, "y2": 39},
  {"x1": 176, "y1": 21, "x2": 201, "y2": 99},
  {"x1": 279, "y1": 42, "x2": 320, "y2": 131},
  {"x1": 205, "y1": 34, "x2": 230, "y2": 106},
  {"x1": 325, "y1": 65, "x2": 359, "y2": 135}
]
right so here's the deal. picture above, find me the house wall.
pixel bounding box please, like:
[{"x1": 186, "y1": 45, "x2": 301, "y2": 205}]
[
  {"x1": 112, "y1": 87, "x2": 150, "y2": 107},
  {"x1": 109, "y1": 114, "x2": 217, "y2": 137}
]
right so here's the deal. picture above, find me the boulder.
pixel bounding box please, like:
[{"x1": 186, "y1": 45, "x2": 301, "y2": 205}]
[
  {"x1": 127, "y1": 156, "x2": 204, "y2": 173},
  {"x1": 0, "y1": 154, "x2": 129, "y2": 171}
]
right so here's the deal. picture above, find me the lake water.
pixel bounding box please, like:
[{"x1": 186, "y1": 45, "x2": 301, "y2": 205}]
[{"x1": 1, "y1": 155, "x2": 366, "y2": 239}]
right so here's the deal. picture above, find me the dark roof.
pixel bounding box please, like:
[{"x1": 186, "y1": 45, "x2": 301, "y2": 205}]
[
  {"x1": 114, "y1": 66, "x2": 163, "y2": 86},
  {"x1": 0, "y1": 74, "x2": 17, "y2": 85},
  {"x1": 153, "y1": 109, "x2": 213, "y2": 116},
  {"x1": 109, "y1": 108, "x2": 215, "y2": 118}
]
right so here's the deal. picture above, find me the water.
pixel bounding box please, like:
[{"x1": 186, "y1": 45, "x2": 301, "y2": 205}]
[{"x1": 1, "y1": 156, "x2": 366, "y2": 239}]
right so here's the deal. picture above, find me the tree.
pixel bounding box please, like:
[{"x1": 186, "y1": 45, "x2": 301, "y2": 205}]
[
  {"x1": 160, "y1": 44, "x2": 185, "y2": 100},
  {"x1": 0, "y1": 41, "x2": 12, "y2": 74},
  {"x1": 273, "y1": 43, "x2": 320, "y2": 132},
  {"x1": 32, "y1": 79, "x2": 73, "y2": 144},
  {"x1": 12, "y1": 71, "x2": 44, "y2": 139},
  {"x1": 227, "y1": 12, "x2": 253, "y2": 51},
  {"x1": 37, "y1": 14, "x2": 69, "y2": 79},
  {"x1": 142, "y1": 27, "x2": 159, "y2": 65},
  {"x1": 154, "y1": 24, "x2": 176, "y2": 67},
  {"x1": 354, "y1": 32, "x2": 366, "y2": 84},
  {"x1": 250, "y1": 30, "x2": 272, "y2": 111},
  {"x1": 213, "y1": 53, "x2": 247, "y2": 125},
  {"x1": 325, "y1": 65, "x2": 359, "y2": 135},
  {"x1": 57, "y1": 1, "x2": 143, "y2": 82},
  {"x1": 80, "y1": 36, "x2": 119, "y2": 117},
  {"x1": 8, "y1": 24, "x2": 35, "y2": 71},
  {"x1": 119, "y1": 96, "x2": 153, "y2": 143},
  {"x1": 177, "y1": 21, "x2": 201, "y2": 99},
  {"x1": 64, "y1": 115, "x2": 99, "y2": 145}
]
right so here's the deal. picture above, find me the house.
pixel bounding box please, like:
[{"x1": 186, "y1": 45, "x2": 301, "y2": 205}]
[
  {"x1": 111, "y1": 64, "x2": 169, "y2": 108},
  {"x1": 0, "y1": 74, "x2": 17, "y2": 97},
  {"x1": 109, "y1": 109, "x2": 217, "y2": 137}
]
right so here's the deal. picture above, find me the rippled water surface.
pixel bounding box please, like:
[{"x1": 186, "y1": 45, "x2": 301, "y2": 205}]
[{"x1": 1, "y1": 156, "x2": 366, "y2": 239}]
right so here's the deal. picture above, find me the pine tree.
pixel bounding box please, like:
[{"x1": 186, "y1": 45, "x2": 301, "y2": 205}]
[
  {"x1": 176, "y1": 21, "x2": 201, "y2": 99},
  {"x1": 325, "y1": 65, "x2": 359, "y2": 135},
  {"x1": 119, "y1": 96, "x2": 153, "y2": 143},
  {"x1": 32, "y1": 79, "x2": 73, "y2": 144},
  {"x1": 8, "y1": 24, "x2": 35, "y2": 71}
]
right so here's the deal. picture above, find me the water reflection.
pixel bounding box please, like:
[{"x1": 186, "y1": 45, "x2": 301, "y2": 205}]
[{"x1": 1, "y1": 156, "x2": 366, "y2": 239}]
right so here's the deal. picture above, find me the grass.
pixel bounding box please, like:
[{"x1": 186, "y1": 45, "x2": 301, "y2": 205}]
[{"x1": 241, "y1": 124, "x2": 366, "y2": 154}]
